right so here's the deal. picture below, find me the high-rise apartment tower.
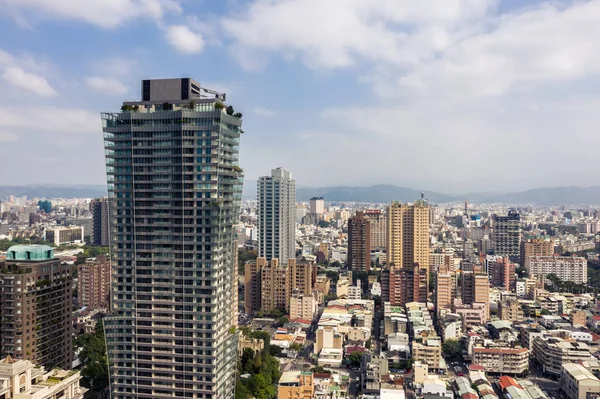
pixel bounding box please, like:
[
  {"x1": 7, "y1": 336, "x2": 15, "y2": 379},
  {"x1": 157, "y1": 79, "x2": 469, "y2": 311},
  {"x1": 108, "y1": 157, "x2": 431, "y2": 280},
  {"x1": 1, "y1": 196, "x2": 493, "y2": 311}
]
[
  {"x1": 493, "y1": 211, "x2": 521, "y2": 262},
  {"x1": 386, "y1": 200, "x2": 430, "y2": 272},
  {"x1": 348, "y1": 211, "x2": 371, "y2": 272},
  {"x1": 258, "y1": 168, "x2": 296, "y2": 263},
  {"x1": 102, "y1": 78, "x2": 243, "y2": 399},
  {"x1": 90, "y1": 197, "x2": 110, "y2": 246}
]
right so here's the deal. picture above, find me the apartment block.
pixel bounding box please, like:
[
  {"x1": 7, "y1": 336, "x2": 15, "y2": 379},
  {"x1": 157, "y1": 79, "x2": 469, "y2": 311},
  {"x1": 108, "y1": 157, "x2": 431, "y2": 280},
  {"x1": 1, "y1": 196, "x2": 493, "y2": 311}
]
[
  {"x1": 364, "y1": 209, "x2": 386, "y2": 250},
  {"x1": 430, "y1": 252, "x2": 454, "y2": 273},
  {"x1": 382, "y1": 264, "x2": 428, "y2": 307},
  {"x1": 412, "y1": 337, "x2": 442, "y2": 371},
  {"x1": 561, "y1": 363, "x2": 600, "y2": 399},
  {"x1": 532, "y1": 336, "x2": 592, "y2": 376},
  {"x1": 526, "y1": 255, "x2": 588, "y2": 284},
  {"x1": 471, "y1": 347, "x2": 529, "y2": 375},
  {"x1": 244, "y1": 258, "x2": 265, "y2": 313},
  {"x1": 386, "y1": 200, "x2": 430, "y2": 273},
  {"x1": 90, "y1": 197, "x2": 110, "y2": 246},
  {"x1": 498, "y1": 300, "x2": 524, "y2": 322},
  {"x1": 493, "y1": 211, "x2": 521, "y2": 262},
  {"x1": 0, "y1": 357, "x2": 87, "y2": 399},
  {"x1": 490, "y1": 257, "x2": 516, "y2": 291},
  {"x1": 278, "y1": 371, "x2": 314, "y2": 399},
  {"x1": 289, "y1": 292, "x2": 317, "y2": 321},
  {"x1": 0, "y1": 245, "x2": 72, "y2": 370},
  {"x1": 348, "y1": 211, "x2": 371, "y2": 272},
  {"x1": 521, "y1": 238, "x2": 554, "y2": 265},
  {"x1": 77, "y1": 254, "x2": 111, "y2": 310},
  {"x1": 261, "y1": 258, "x2": 291, "y2": 313},
  {"x1": 435, "y1": 273, "x2": 453, "y2": 315}
]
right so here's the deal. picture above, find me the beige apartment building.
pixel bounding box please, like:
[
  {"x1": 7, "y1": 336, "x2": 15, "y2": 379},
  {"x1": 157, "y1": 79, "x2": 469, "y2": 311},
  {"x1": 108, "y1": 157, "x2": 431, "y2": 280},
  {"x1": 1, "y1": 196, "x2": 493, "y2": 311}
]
[
  {"x1": 0, "y1": 356, "x2": 87, "y2": 399},
  {"x1": 364, "y1": 209, "x2": 387, "y2": 250},
  {"x1": 77, "y1": 254, "x2": 111, "y2": 310},
  {"x1": 521, "y1": 238, "x2": 554, "y2": 265},
  {"x1": 386, "y1": 200, "x2": 430, "y2": 272},
  {"x1": 430, "y1": 252, "x2": 454, "y2": 273},
  {"x1": 436, "y1": 273, "x2": 453, "y2": 314},
  {"x1": 278, "y1": 371, "x2": 314, "y2": 399},
  {"x1": 471, "y1": 347, "x2": 529, "y2": 375},
  {"x1": 498, "y1": 300, "x2": 524, "y2": 322},
  {"x1": 412, "y1": 337, "x2": 442, "y2": 371},
  {"x1": 261, "y1": 258, "x2": 291, "y2": 313},
  {"x1": 314, "y1": 275, "x2": 331, "y2": 302},
  {"x1": 526, "y1": 255, "x2": 588, "y2": 284},
  {"x1": 244, "y1": 257, "x2": 266, "y2": 313},
  {"x1": 289, "y1": 292, "x2": 317, "y2": 321},
  {"x1": 532, "y1": 336, "x2": 592, "y2": 376},
  {"x1": 560, "y1": 362, "x2": 600, "y2": 399}
]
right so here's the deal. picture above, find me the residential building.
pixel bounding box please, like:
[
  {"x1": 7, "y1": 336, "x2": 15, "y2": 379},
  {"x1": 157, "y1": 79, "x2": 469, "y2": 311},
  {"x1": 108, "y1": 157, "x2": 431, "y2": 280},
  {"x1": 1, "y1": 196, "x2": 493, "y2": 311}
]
[
  {"x1": 289, "y1": 292, "x2": 317, "y2": 321},
  {"x1": 0, "y1": 356, "x2": 87, "y2": 399},
  {"x1": 386, "y1": 200, "x2": 430, "y2": 273},
  {"x1": 77, "y1": 254, "x2": 111, "y2": 310},
  {"x1": 290, "y1": 258, "x2": 313, "y2": 296},
  {"x1": 261, "y1": 258, "x2": 290, "y2": 313},
  {"x1": 526, "y1": 255, "x2": 588, "y2": 284},
  {"x1": 90, "y1": 197, "x2": 110, "y2": 246},
  {"x1": 453, "y1": 299, "x2": 488, "y2": 328},
  {"x1": 364, "y1": 209, "x2": 387, "y2": 250},
  {"x1": 516, "y1": 277, "x2": 538, "y2": 299},
  {"x1": 258, "y1": 167, "x2": 296, "y2": 264},
  {"x1": 309, "y1": 197, "x2": 325, "y2": 219},
  {"x1": 314, "y1": 275, "x2": 331, "y2": 302},
  {"x1": 412, "y1": 337, "x2": 442, "y2": 371},
  {"x1": 561, "y1": 362, "x2": 600, "y2": 399},
  {"x1": 471, "y1": 347, "x2": 529, "y2": 375},
  {"x1": 244, "y1": 257, "x2": 265, "y2": 313},
  {"x1": 0, "y1": 245, "x2": 72, "y2": 370},
  {"x1": 102, "y1": 78, "x2": 241, "y2": 399},
  {"x1": 435, "y1": 273, "x2": 453, "y2": 315},
  {"x1": 521, "y1": 238, "x2": 554, "y2": 266},
  {"x1": 490, "y1": 257, "x2": 516, "y2": 291},
  {"x1": 498, "y1": 300, "x2": 524, "y2": 322},
  {"x1": 461, "y1": 272, "x2": 490, "y2": 307},
  {"x1": 43, "y1": 225, "x2": 84, "y2": 245},
  {"x1": 532, "y1": 336, "x2": 592, "y2": 376},
  {"x1": 493, "y1": 211, "x2": 521, "y2": 262},
  {"x1": 278, "y1": 371, "x2": 314, "y2": 399},
  {"x1": 571, "y1": 310, "x2": 587, "y2": 328},
  {"x1": 430, "y1": 252, "x2": 454, "y2": 273},
  {"x1": 348, "y1": 212, "x2": 371, "y2": 272},
  {"x1": 381, "y1": 264, "x2": 428, "y2": 307}
]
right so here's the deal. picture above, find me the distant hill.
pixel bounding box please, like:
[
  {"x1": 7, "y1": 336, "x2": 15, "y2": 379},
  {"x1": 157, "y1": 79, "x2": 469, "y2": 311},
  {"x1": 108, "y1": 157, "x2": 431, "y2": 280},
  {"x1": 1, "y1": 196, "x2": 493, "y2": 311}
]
[
  {"x1": 0, "y1": 185, "x2": 107, "y2": 199},
  {"x1": 4, "y1": 184, "x2": 600, "y2": 205},
  {"x1": 295, "y1": 184, "x2": 454, "y2": 203}
]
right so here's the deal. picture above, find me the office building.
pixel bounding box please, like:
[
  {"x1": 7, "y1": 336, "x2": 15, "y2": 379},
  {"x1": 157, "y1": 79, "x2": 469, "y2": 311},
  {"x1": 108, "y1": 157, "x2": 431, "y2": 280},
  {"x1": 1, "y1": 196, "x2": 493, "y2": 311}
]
[
  {"x1": 386, "y1": 199, "x2": 430, "y2": 272},
  {"x1": 43, "y1": 225, "x2": 84, "y2": 245},
  {"x1": 526, "y1": 255, "x2": 588, "y2": 284},
  {"x1": 493, "y1": 211, "x2": 521, "y2": 261},
  {"x1": 490, "y1": 257, "x2": 516, "y2": 291},
  {"x1": 77, "y1": 254, "x2": 111, "y2": 310},
  {"x1": 102, "y1": 78, "x2": 242, "y2": 399},
  {"x1": 348, "y1": 211, "x2": 371, "y2": 272},
  {"x1": 381, "y1": 264, "x2": 428, "y2": 307},
  {"x1": 364, "y1": 209, "x2": 386, "y2": 249},
  {"x1": 471, "y1": 347, "x2": 529, "y2": 375},
  {"x1": 0, "y1": 245, "x2": 72, "y2": 369},
  {"x1": 309, "y1": 197, "x2": 324, "y2": 219},
  {"x1": 258, "y1": 168, "x2": 296, "y2": 264},
  {"x1": 37, "y1": 200, "x2": 52, "y2": 213},
  {"x1": 521, "y1": 238, "x2": 554, "y2": 265},
  {"x1": 278, "y1": 371, "x2": 314, "y2": 399},
  {"x1": 90, "y1": 197, "x2": 110, "y2": 246},
  {"x1": 0, "y1": 357, "x2": 87, "y2": 399},
  {"x1": 561, "y1": 363, "x2": 600, "y2": 399}
]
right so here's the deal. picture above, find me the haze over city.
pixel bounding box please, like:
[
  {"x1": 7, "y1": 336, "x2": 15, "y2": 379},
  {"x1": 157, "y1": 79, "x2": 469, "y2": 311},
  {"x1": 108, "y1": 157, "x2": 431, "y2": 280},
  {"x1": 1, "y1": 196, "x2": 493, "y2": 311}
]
[{"x1": 2, "y1": 0, "x2": 600, "y2": 191}]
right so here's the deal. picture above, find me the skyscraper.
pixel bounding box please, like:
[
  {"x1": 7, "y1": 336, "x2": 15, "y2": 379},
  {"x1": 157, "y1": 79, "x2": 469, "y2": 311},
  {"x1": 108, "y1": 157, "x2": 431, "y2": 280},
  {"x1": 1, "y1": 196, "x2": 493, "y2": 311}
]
[
  {"x1": 348, "y1": 211, "x2": 371, "y2": 272},
  {"x1": 90, "y1": 197, "x2": 110, "y2": 246},
  {"x1": 386, "y1": 200, "x2": 430, "y2": 272},
  {"x1": 102, "y1": 78, "x2": 243, "y2": 399},
  {"x1": 0, "y1": 245, "x2": 72, "y2": 369},
  {"x1": 493, "y1": 210, "x2": 521, "y2": 262},
  {"x1": 381, "y1": 264, "x2": 428, "y2": 306},
  {"x1": 258, "y1": 168, "x2": 296, "y2": 264}
]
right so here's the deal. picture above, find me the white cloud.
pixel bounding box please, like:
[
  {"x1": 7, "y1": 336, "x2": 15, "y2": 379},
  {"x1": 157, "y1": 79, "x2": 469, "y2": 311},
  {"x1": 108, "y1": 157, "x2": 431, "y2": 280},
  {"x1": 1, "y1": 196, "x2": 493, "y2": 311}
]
[
  {"x1": 85, "y1": 76, "x2": 128, "y2": 95},
  {"x1": 250, "y1": 106, "x2": 277, "y2": 117},
  {"x1": 1, "y1": 66, "x2": 57, "y2": 96},
  {"x1": 165, "y1": 25, "x2": 205, "y2": 54},
  {"x1": 0, "y1": 106, "x2": 99, "y2": 135},
  {"x1": 221, "y1": 0, "x2": 495, "y2": 69},
  {"x1": 0, "y1": 0, "x2": 182, "y2": 28}
]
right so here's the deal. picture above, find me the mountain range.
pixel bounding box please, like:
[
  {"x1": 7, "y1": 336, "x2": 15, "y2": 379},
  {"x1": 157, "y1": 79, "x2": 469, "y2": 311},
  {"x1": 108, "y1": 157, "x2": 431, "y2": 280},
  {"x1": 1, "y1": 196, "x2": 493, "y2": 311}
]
[{"x1": 2, "y1": 184, "x2": 600, "y2": 205}]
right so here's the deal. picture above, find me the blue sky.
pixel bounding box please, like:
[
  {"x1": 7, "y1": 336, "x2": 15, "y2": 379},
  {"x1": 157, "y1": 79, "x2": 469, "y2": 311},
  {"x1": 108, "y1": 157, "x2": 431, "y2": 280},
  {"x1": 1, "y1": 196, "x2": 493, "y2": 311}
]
[{"x1": 1, "y1": 0, "x2": 599, "y2": 193}]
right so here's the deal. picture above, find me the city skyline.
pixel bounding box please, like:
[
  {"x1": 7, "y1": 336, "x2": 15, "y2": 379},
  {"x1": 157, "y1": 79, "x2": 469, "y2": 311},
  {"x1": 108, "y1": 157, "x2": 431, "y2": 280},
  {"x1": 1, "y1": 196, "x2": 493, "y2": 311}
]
[{"x1": 2, "y1": 1, "x2": 600, "y2": 191}]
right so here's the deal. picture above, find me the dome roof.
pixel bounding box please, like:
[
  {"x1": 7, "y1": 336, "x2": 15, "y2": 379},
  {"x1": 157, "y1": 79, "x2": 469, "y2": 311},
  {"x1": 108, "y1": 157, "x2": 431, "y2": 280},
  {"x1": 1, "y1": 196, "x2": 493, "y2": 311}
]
[{"x1": 6, "y1": 245, "x2": 54, "y2": 261}]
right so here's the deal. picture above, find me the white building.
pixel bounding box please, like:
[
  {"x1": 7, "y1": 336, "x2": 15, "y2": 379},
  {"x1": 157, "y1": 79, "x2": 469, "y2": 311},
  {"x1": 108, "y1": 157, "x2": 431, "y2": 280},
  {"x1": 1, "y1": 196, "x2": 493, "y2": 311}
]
[{"x1": 526, "y1": 255, "x2": 587, "y2": 284}]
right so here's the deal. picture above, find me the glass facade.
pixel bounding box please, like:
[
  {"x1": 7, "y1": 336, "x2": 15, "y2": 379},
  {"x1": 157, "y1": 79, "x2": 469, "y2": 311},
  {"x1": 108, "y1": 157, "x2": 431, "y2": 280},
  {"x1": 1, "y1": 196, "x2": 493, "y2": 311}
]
[{"x1": 101, "y1": 90, "x2": 243, "y2": 399}]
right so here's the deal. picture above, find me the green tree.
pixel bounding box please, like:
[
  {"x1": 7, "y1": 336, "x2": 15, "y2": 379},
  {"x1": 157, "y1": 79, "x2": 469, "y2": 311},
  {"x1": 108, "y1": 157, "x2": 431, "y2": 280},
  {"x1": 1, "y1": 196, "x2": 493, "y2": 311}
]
[
  {"x1": 76, "y1": 319, "x2": 109, "y2": 393},
  {"x1": 365, "y1": 339, "x2": 372, "y2": 349},
  {"x1": 540, "y1": 309, "x2": 551, "y2": 315},
  {"x1": 442, "y1": 339, "x2": 462, "y2": 362},
  {"x1": 348, "y1": 351, "x2": 362, "y2": 367},
  {"x1": 276, "y1": 316, "x2": 289, "y2": 327},
  {"x1": 289, "y1": 343, "x2": 302, "y2": 352},
  {"x1": 238, "y1": 249, "x2": 257, "y2": 275}
]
